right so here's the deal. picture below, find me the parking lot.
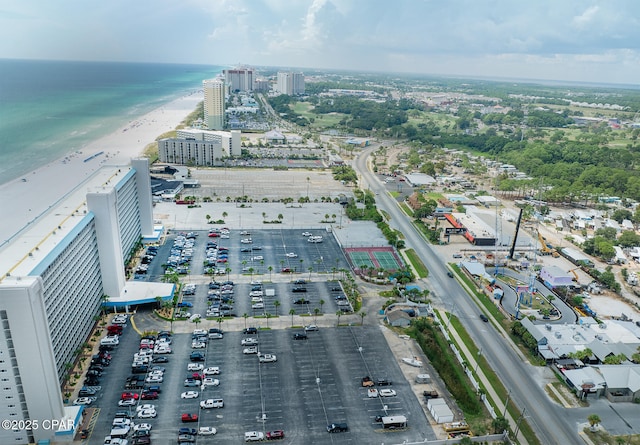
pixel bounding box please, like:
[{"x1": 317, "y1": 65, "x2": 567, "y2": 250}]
[
  {"x1": 85, "y1": 228, "x2": 437, "y2": 444},
  {"x1": 86, "y1": 321, "x2": 436, "y2": 444}
]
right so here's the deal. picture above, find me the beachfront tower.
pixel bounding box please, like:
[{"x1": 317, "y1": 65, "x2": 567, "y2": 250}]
[
  {"x1": 276, "y1": 72, "x2": 305, "y2": 95},
  {"x1": 203, "y1": 78, "x2": 225, "y2": 130}
]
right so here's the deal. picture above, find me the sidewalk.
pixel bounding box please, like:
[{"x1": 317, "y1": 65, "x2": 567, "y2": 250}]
[{"x1": 437, "y1": 308, "x2": 528, "y2": 445}]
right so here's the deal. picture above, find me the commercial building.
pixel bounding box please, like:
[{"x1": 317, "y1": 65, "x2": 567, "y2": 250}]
[
  {"x1": 203, "y1": 78, "x2": 225, "y2": 130},
  {"x1": 223, "y1": 67, "x2": 255, "y2": 92},
  {"x1": 276, "y1": 72, "x2": 305, "y2": 95},
  {"x1": 157, "y1": 129, "x2": 242, "y2": 166},
  {"x1": 0, "y1": 159, "x2": 169, "y2": 444}
]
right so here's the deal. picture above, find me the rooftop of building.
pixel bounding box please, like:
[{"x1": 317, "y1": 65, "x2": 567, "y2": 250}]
[{"x1": 0, "y1": 164, "x2": 133, "y2": 280}]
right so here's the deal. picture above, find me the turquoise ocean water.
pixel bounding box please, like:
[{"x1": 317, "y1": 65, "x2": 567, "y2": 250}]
[{"x1": 0, "y1": 59, "x2": 221, "y2": 184}]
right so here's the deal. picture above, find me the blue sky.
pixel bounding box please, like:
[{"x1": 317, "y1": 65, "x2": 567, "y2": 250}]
[{"x1": 2, "y1": 0, "x2": 640, "y2": 85}]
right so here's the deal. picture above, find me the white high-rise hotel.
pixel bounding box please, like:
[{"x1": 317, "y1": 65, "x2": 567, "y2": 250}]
[
  {"x1": 276, "y1": 72, "x2": 305, "y2": 95},
  {"x1": 203, "y1": 78, "x2": 225, "y2": 130},
  {"x1": 0, "y1": 159, "x2": 168, "y2": 444}
]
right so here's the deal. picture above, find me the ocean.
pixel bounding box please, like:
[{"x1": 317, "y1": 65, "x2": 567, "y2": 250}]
[{"x1": 0, "y1": 59, "x2": 222, "y2": 185}]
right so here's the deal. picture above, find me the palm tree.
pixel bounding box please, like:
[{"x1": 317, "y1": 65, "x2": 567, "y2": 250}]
[
  {"x1": 336, "y1": 310, "x2": 342, "y2": 326},
  {"x1": 222, "y1": 211, "x2": 228, "y2": 220},
  {"x1": 277, "y1": 214, "x2": 283, "y2": 223},
  {"x1": 268, "y1": 266, "x2": 273, "y2": 281},
  {"x1": 308, "y1": 266, "x2": 313, "y2": 280},
  {"x1": 274, "y1": 300, "x2": 281, "y2": 317},
  {"x1": 249, "y1": 267, "x2": 254, "y2": 281},
  {"x1": 193, "y1": 317, "x2": 201, "y2": 329},
  {"x1": 289, "y1": 309, "x2": 295, "y2": 327},
  {"x1": 155, "y1": 296, "x2": 163, "y2": 309},
  {"x1": 359, "y1": 311, "x2": 366, "y2": 326},
  {"x1": 243, "y1": 313, "x2": 249, "y2": 329},
  {"x1": 265, "y1": 313, "x2": 272, "y2": 328},
  {"x1": 319, "y1": 299, "x2": 325, "y2": 314},
  {"x1": 331, "y1": 267, "x2": 337, "y2": 280},
  {"x1": 216, "y1": 317, "x2": 224, "y2": 331},
  {"x1": 313, "y1": 308, "x2": 320, "y2": 323},
  {"x1": 225, "y1": 267, "x2": 231, "y2": 281},
  {"x1": 587, "y1": 414, "x2": 601, "y2": 432}
]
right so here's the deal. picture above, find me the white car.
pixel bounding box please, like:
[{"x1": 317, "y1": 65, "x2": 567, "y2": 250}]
[
  {"x1": 201, "y1": 378, "x2": 220, "y2": 387},
  {"x1": 187, "y1": 363, "x2": 204, "y2": 371},
  {"x1": 241, "y1": 337, "x2": 258, "y2": 346},
  {"x1": 302, "y1": 232, "x2": 312, "y2": 237},
  {"x1": 249, "y1": 290, "x2": 263, "y2": 297},
  {"x1": 137, "y1": 409, "x2": 157, "y2": 419},
  {"x1": 189, "y1": 314, "x2": 202, "y2": 322},
  {"x1": 101, "y1": 336, "x2": 119, "y2": 346},
  {"x1": 191, "y1": 341, "x2": 207, "y2": 349},
  {"x1": 145, "y1": 375, "x2": 163, "y2": 383},
  {"x1": 240, "y1": 238, "x2": 253, "y2": 244},
  {"x1": 220, "y1": 234, "x2": 229, "y2": 239},
  {"x1": 379, "y1": 389, "x2": 397, "y2": 397},
  {"x1": 243, "y1": 346, "x2": 258, "y2": 354},
  {"x1": 154, "y1": 346, "x2": 172, "y2": 354},
  {"x1": 250, "y1": 297, "x2": 263, "y2": 304},
  {"x1": 285, "y1": 252, "x2": 298, "y2": 258},
  {"x1": 73, "y1": 397, "x2": 94, "y2": 405},
  {"x1": 118, "y1": 399, "x2": 136, "y2": 407},
  {"x1": 133, "y1": 424, "x2": 152, "y2": 432},
  {"x1": 259, "y1": 353, "x2": 277, "y2": 363},
  {"x1": 181, "y1": 390, "x2": 200, "y2": 399},
  {"x1": 193, "y1": 329, "x2": 207, "y2": 335},
  {"x1": 245, "y1": 431, "x2": 265, "y2": 442},
  {"x1": 199, "y1": 426, "x2": 217, "y2": 436},
  {"x1": 200, "y1": 398, "x2": 224, "y2": 409},
  {"x1": 203, "y1": 367, "x2": 220, "y2": 376},
  {"x1": 304, "y1": 325, "x2": 318, "y2": 332},
  {"x1": 251, "y1": 302, "x2": 264, "y2": 310},
  {"x1": 103, "y1": 438, "x2": 128, "y2": 445},
  {"x1": 251, "y1": 256, "x2": 263, "y2": 261},
  {"x1": 136, "y1": 404, "x2": 155, "y2": 412}
]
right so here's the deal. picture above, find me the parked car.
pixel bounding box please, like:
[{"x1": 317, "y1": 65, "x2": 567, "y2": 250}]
[
  {"x1": 243, "y1": 327, "x2": 258, "y2": 335},
  {"x1": 181, "y1": 413, "x2": 198, "y2": 423},
  {"x1": 379, "y1": 389, "x2": 397, "y2": 397},
  {"x1": 243, "y1": 346, "x2": 258, "y2": 354},
  {"x1": 198, "y1": 427, "x2": 217, "y2": 436},
  {"x1": 203, "y1": 366, "x2": 220, "y2": 376},
  {"x1": 241, "y1": 337, "x2": 258, "y2": 346},
  {"x1": 266, "y1": 430, "x2": 285, "y2": 440},
  {"x1": 304, "y1": 325, "x2": 318, "y2": 331},
  {"x1": 244, "y1": 431, "x2": 265, "y2": 442},
  {"x1": 258, "y1": 353, "x2": 277, "y2": 363},
  {"x1": 327, "y1": 423, "x2": 348, "y2": 433},
  {"x1": 181, "y1": 391, "x2": 199, "y2": 399},
  {"x1": 293, "y1": 333, "x2": 308, "y2": 340},
  {"x1": 199, "y1": 398, "x2": 224, "y2": 409}
]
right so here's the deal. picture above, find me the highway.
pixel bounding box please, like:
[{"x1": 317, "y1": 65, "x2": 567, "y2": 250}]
[{"x1": 353, "y1": 146, "x2": 583, "y2": 444}]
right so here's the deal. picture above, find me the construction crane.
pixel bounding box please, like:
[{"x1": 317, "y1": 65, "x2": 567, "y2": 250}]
[{"x1": 537, "y1": 231, "x2": 559, "y2": 257}]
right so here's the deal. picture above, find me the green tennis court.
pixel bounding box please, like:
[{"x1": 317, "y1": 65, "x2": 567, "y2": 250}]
[
  {"x1": 373, "y1": 250, "x2": 401, "y2": 269},
  {"x1": 348, "y1": 251, "x2": 375, "y2": 269}
]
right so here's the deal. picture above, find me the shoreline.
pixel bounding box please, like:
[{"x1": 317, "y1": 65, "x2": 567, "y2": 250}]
[{"x1": 0, "y1": 92, "x2": 202, "y2": 242}]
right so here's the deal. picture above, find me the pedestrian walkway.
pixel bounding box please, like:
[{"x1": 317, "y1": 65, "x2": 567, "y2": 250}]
[{"x1": 437, "y1": 308, "x2": 528, "y2": 445}]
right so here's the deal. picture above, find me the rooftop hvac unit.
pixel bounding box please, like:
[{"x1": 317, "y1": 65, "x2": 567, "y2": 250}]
[{"x1": 554, "y1": 331, "x2": 562, "y2": 338}]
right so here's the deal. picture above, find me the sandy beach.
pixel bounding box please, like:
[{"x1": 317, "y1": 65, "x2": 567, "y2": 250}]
[{"x1": 0, "y1": 92, "x2": 201, "y2": 243}]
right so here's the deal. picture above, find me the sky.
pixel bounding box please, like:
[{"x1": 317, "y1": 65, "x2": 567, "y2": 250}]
[{"x1": 2, "y1": 0, "x2": 640, "y2": 85}]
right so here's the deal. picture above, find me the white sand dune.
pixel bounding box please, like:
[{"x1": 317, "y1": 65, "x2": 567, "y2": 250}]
[{"x1": 0, "y1": 93, "x2": 201, "y2": 243}]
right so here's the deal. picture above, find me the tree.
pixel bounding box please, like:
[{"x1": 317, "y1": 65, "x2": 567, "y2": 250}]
[
  {"x1": 336, "y1": 310, "x2": 342, "y2": 326},
  {"x1": 492, "y1": 416, "x2": 510, "y2": 434},
  {"x1": 268, "y1": 266, "x2": 273, "y2": 281},
  {"x1": 587, "y1": 414, "x2": 601, "y2": 432},
  {"x1": 319, "y1": 299, "x2": 325, "y2": 314},
  {"x1": 216, "y1": 317, "x2": 224, "y2": 331},
  {"x1": 359, "y1": 311, "x2": 366, "y2": 326},
  {"x1": 192, "y1": 317, "x2": 201, "y2": 329},
  {"x1": 243, "y1": 313, "x2": 249, "y2": 329},
  {"x1": 289, "y1": 308, "x2": 296, "y2": 327},
  {"x1": 222, "y1": 211, "x2": 228, "y2": 219},
  {"x1": 313, "y1": 307, "x2": 320, "y2": 323},
  {"x1": 274, "y1": 300, "x2": 281, "y2": 317}
]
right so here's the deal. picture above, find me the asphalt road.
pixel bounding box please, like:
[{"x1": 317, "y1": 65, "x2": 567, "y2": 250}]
[{"x1": 354, "y1": 146, "x2": 584, "y2": 445}]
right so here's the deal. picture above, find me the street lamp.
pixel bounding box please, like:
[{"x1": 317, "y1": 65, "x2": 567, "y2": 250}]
[
  {"x1": 474, "y1": 348, "x2": 482, "y2": 374},
  {"x1": 503, "y1": 389, "x2": 511, "y2": 417},
  {"x1": 514, "y1": 407, "x2": 527, "y2": 438}
]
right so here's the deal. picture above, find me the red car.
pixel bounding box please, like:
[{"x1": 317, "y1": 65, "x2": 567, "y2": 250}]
[
  {"x1": 266, "y1": 430, "x2": 285, "y2": 440},
  {"x1": 280, "y1": 268, "x2": 292, "y2": 273},
  {"x1": 181, "y1": 413, "x2": 198, "y2": 423},
  {"x1": 208, "y1": 233, "x2": 220, "y2": 238},
  {"x1": 141, "y1": 391, "x2": 158, "y2": 400},
  {"x1": 121, "y1": 392, "x2": 140, "y2": 400}
]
